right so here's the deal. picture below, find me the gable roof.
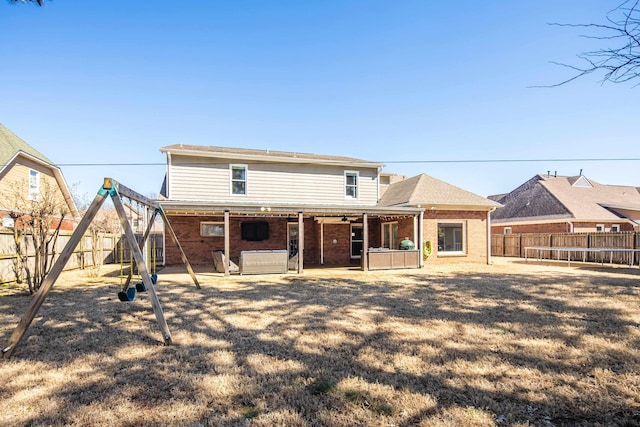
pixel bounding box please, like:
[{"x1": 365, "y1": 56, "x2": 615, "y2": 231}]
[
  {"x1": 377, "y1": 173, "x2": 501, "y2": 210},
  {"x1": 491, "y1": 174, "x2": 640, "y2": 224},
  {"x1": 160, "y1": 144, "x2": 383, "y2": 168},
  {"x1": 0, "y1": 124, "x2": 79, "y2": 219},
  {"x1": 0, "y1": 123, "x2": 53, "y2": 165}
]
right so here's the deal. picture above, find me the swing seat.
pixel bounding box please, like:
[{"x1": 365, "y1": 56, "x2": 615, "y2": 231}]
[
  {"x1": 136, "y1": 281, "x2": 147, "y2": 292},
  {"x1": 118, "y1": 287, "x2": 137, "y2": 301}
]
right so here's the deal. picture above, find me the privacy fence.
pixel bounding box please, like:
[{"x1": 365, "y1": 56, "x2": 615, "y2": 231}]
[
  {"x1": 0, "y1": 230, "x2": 164, "y2": 284},
  {"x1": 491, "y1": 232, "x2": 640, "y2": 266}
]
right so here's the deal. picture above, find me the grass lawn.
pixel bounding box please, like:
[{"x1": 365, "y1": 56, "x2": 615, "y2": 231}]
[{"x1": 1, "y1": 258, "x2": 639, "y2": 426}]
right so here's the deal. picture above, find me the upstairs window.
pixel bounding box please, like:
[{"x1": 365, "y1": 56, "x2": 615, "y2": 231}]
[
  {"x1": 611, "y1": 224, "x2": 620, "y2": 232},
  {"x1": 29, "y1": 169, "x2": 40, "y2": 201},
  {"x1": 230, "y1": 164, "x2": 247, "y2": 195},
  {"x1": 345, "y1": 171, "x2": 358, "y2": 199}
]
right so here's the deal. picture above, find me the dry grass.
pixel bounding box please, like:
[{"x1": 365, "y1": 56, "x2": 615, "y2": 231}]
[{"x1": 1, "y1": 258, "x2": 639, "y2": 426}]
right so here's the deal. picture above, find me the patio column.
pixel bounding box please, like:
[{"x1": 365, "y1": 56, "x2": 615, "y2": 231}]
[
  {"x1": 418, "y1": 211, "x2": 424, "y2": 268},
  {"x1": 486, "y1": 209, "x2": 493, "y2": 265},
  {"x1": 298, "y1": 212, "x2": 304, "y2": 274},
  {"x1": 362, "y1": 212, "x2": 369, "y2": 271},
  {"x1": 224, "y1": 210, "x2": 230, "y2": 276}
]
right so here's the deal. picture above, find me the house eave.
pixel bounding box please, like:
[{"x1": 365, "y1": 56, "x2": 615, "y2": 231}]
[
  {"x1": 382, "y1": 202, "x2": 500, "y2": 211},
  {"x1": 491, "y1": 217, "x2": 637, "y2": 227},
  {"x1": 159, "y1": 200, "x2": 423, "y2": 217},
  {"x1": 1, "y1": 151, "x2": 80, "y2": 219},
  {"x1": 161, "y1": 147, "x2": 384, "y2": 169}
]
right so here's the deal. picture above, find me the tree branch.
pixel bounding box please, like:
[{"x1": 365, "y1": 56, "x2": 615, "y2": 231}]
[{"x1": 541, "y1": 0, "x2": 640, "y2": 87}]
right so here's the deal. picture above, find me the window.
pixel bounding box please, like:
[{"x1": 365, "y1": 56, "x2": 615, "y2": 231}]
[
  {"x1": 351, "y1": 224, "x2": 363, "y2": 258},
  {"x1": 438, "y1": 222, "x2": 465, "y2": 254},
  {"x1": 29, "y1": 169, "x2": 40, "y2": 201},
  {"x1": 345, "y1": 171, "x2": 358, "y2": 199},
  {"x1": 382, "y1": 222, "x2": 399, "y2": 249},
  {"x1": 504, "y1": 227, "x2": 512, "y2": 235},
  {"x1": 596, "y1": 224, "x2": 604, "y2": 232},
  {"x1": 241, "y1": 221, "x2": 269, "y2": 241},
  {"x1": 2, "y1": 215, "x2": 14, "y2": 229},
  {"x1": 230, "y1": 164, "x2": 247, "y2": 195},
  {"x1": 611, "y1": 224, "x2": 620, "y2": 232},
  {"x1": 201, "y1": 222, "x2": 224, "y2": 237}
]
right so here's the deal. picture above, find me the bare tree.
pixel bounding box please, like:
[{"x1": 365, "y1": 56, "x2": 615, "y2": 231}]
[
  {"x1": 6, "y1": 179, "x2": 68, "y2": 294},
  {"x1": 9, "y1": 1, "x2": 45, "y2": 5},
  {"x1": 548, "y1": 1, "x2": 640, "y2": 86}
]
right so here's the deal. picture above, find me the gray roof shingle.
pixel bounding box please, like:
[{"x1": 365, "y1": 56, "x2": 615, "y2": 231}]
[
  {"x1": 378, "y1": 173, "x2": 501, "y2": 209},
  {"x1": 0, "y1": 124, "x2": 53, "y2": 165},
  {"x1": 491, "y1": 174, "x2": 640, "y2": 223}
]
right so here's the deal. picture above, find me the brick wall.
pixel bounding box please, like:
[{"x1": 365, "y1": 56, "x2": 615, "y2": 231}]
[
  {"x1": 166, "y1": 212, "x2": 490, "y2": 267},
  {"x1": 322, "y1": 223, "x2": 352, "y2": 265},
  {"x1": 423, "y1": 210, "x2": 488, "y2": 264},
  {"x1": 165, "y1": 215, "x2": 290, "y2": 265}
]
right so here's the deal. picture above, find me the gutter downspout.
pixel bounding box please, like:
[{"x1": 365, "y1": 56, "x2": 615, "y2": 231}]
[
  {"x1": 487, "y1": 207, "x2": 496, "y2": 265},
  {"x1": 163, "y1": 152, "x2": 172, "y2": 269}
]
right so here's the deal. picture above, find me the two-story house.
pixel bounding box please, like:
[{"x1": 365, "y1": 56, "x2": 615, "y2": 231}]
[
  {"x1": 0, "y1": 124, "x2": 78, "y2": 231},
  {"x1": 158, "y1": 144, "x2": 499, "y2": 272}
]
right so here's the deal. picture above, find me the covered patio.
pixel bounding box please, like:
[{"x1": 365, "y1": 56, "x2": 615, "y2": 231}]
[{"x1": 159, "y1": 201, "x2": 425, "y2": 274}]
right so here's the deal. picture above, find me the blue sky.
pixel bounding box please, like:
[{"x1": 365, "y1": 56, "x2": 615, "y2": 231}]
[{"x1": 1, "y1": 1, "x2": 637, "y2": 203}]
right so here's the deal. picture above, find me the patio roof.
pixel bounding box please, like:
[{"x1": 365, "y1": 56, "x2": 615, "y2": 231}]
[{"x1": 159, "y1": 200, "x2": 423, "y2": 217}]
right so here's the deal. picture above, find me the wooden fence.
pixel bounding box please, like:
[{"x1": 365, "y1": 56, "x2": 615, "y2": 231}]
[
  {"x1": 491, "y1": 232, "x2": 640, "y2": 266},
  {"x1": 0, "y1": 230, "x2": 164, "y2": 284}
]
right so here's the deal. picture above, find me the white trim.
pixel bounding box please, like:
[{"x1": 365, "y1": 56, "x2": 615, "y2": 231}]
[
  {"x1": 200, "y1": 221, "x2": 224, "y2": 237},
  {"x1": 596, "y1": 224, "x2": 605, "y2": 232},
  {"x1": 29, "y1": 169, "x2": 40, "y2": 201},
  {"x1": 345, "y1": 170, "x2": 359, "y2": 200},
  {"x1": 503, "y1": 227, "x2": 512, "y2": 235},
  {"x1": 159, "y1": 146, "x2": 384, "y2": 169},
  {"x1": 350, "y1": 223, "x2": 363, "y2": 259},
  {"x1": 230, "y1": 164, "x2": 248, "y2": 196},
  {"x1": 611, "y1": 224, "x2": 620, "y2": 232},
  {"x1": 166, "y1": 152, "x2": 172, "y2": 199},
  {"x1": 437, "y1": 220, "x2": 467, "y2": 255}
]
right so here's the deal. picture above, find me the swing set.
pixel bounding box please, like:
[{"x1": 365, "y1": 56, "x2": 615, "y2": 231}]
[
  {"x1": 2, "y1": 178, "x2": 200, "y2": 359},
  {"x1": 117, "y1": 198, "x2": 160, "y2": 301}
]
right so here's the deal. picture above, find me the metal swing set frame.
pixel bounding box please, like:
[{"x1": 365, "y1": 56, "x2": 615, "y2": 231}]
[{"x1": 2, "y1": 178, "x2": 200, "y2": 359}]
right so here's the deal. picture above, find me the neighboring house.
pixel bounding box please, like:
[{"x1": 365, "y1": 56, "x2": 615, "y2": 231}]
[
  {"x1": 0, "y1": 124, "x2": 78, "y2": 231},
  {"x1": 489, "y1": 173, "x2": 640, "y2": 234},
  {"x1": 158, "y1": 144, "x2": 499, "y2": 270}
]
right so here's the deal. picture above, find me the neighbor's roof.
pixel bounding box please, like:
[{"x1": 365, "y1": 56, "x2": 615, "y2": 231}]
[
  {"x1": 160, "y1": 144, "x2": 383, "y2": 168},
  {"x1": 491, "y1": 174, "x2": 640, "y2": 223},
  {"x1": 0, "y1": 123, "x2": 79, "y2": 218},
  {"x1": 0, "y1": 123, "x2": 53, "y2": 165},
  {"x1": 377, "y1": 173, "x2": 501, "y2": 210}
]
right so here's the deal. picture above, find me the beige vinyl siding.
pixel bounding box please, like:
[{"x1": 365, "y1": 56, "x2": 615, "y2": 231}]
[
  {"x1": 0, "y1": 158, "x2": 68, "y2": 211},
  {"x1": 168, "y1": 155, "x2": 379, "y2": 205}
]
